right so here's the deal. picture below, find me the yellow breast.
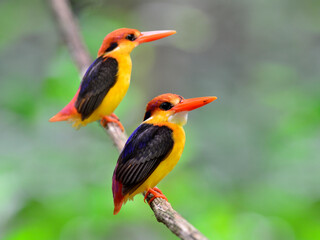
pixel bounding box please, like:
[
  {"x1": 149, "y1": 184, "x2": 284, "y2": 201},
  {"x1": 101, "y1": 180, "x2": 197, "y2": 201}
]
[
  {"x1": 126, "y1": 122, "x2": 186, "y2": 201},
  {"x1": 77, "y1": 54, "x2": 132, "y2": 126}
]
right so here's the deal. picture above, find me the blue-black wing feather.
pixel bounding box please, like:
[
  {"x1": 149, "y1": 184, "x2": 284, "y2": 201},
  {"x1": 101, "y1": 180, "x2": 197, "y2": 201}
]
[
  {"x1": 75, "y1": 56, "x2": 118, "y2": 120},
  {"x1": 114, "y1": 123, "x2": 174, "y2": 195}
]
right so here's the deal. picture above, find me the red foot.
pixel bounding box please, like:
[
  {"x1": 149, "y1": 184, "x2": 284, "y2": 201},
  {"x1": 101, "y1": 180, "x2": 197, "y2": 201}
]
[
  {"x1": 100, "y1": 113, "x2": 124, "y2": 132},
  {"x1": 144, "y1": 187, "x2": 168, "y2": 204}
]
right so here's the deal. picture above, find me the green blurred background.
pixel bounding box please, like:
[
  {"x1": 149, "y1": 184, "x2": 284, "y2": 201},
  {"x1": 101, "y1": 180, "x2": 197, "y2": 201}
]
[{"x1": 1, "y1": 0, "x2": 320, "y2": 239}]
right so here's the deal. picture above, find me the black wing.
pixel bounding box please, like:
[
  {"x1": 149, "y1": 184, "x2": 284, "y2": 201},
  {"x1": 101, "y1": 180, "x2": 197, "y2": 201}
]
[
  {"x1": 115, "y1": 123, "x2": 174, "y2": 195},
  {"x1": 75, "y1": 57, "x2": 118, "y2": 120}
]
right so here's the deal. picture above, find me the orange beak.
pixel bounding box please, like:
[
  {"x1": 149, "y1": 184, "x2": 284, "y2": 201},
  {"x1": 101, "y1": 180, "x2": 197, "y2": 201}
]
[
  {"x1": 171, "y1": 96, "x2": 217, "y2": 112},
  {"x1": 135, "y1": 30, "x2": 176, "y2": 44}
]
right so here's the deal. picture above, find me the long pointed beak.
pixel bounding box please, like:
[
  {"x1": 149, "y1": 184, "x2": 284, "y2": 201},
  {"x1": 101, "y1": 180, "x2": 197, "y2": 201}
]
[
  {"x1": 136, "y1": 30, "x2": 176, "y2": 44},
  {"x1": 171, "y1": 96, "x2": 217, "y2": 112}
]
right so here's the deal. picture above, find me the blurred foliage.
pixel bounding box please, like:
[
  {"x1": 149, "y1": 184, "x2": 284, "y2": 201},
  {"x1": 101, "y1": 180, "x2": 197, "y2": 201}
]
[{"x1": 1, "y1": 0, "x2": 320, "y2": 239}]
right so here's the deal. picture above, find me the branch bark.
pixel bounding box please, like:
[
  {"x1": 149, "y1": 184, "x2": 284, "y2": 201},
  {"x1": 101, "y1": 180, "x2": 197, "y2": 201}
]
[{"x1": 50, "y1": 1, "x2": 208, "y2": 239}]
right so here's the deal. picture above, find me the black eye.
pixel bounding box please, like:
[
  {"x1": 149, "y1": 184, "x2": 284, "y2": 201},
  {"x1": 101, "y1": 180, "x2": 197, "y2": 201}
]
[
  {"x1": 159, "y1": 102, "x2": 173, "y2": 111},
  {"x1": 126, "y1": 34, "x2": 136, "y2": 41}
]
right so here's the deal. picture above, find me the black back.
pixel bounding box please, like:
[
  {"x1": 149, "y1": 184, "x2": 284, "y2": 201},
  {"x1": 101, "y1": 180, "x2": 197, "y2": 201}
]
[
  {"x1": 75, "y1": 57, "x2": 118, "y2": 120},
  {"x1": 114, "y1": 123, "x2": 174, "y2": 195}
]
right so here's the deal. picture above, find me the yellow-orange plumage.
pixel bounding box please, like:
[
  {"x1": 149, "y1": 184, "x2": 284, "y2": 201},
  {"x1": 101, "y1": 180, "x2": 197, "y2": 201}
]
[
  {"x1": 112, "y1": 93, "x2": 217, "y2": 215},
  {"x1": 50, "y1": 28, "x2": 176, "y2": 129}
]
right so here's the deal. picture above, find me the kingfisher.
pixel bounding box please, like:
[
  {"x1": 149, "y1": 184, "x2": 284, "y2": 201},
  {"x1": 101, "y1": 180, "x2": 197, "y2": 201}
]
[
  {"x1": 50, "y1": 28, "x2": 176, "y2": 130},
  {"x1": 112, "y1": 93, "x2": 217, "y2": 215}
]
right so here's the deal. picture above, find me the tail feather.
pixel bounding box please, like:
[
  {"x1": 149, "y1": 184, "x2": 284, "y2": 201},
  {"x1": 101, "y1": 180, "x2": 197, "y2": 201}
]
[
  {"x1": 50, "y1": 89, "x2": 80, "y2": 123},
  {"x1": 49, "y1": 112, "x2": 72, "y2": 122},
  {"x1": 112, "y1": 173, "x2": 124, "y2": 215}
]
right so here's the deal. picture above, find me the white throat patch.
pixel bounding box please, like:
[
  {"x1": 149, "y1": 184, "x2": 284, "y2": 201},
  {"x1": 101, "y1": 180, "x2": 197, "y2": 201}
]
[{"x1": 168, "y1": 111, "x2": 188, "y2": 125}]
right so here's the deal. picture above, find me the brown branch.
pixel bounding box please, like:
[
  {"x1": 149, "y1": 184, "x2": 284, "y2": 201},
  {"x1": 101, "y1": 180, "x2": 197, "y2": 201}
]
[
  {"x1": 50, "y1": 0, "x2": 91, "y2": 74},
  {"x1": 50, "y1": 0, "x2": 208, "y2": 239},
  {"x1": 144, "y1": 195, "x2": 209, "y2": 240}
]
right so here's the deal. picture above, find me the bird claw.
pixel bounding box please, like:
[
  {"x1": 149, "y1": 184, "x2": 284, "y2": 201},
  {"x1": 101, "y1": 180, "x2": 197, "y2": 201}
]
[
  {"x1": 100, "y1": 114, "x2": 124, "y2": 132},
  {"x1": 144, "y1": 187, "x2": 168, "y2": 204}
]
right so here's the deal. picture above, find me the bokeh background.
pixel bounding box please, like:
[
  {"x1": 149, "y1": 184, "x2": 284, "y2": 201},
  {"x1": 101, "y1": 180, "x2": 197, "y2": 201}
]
[{"x1": 1, "y1": 0, "x2": 320, "y2": 239}]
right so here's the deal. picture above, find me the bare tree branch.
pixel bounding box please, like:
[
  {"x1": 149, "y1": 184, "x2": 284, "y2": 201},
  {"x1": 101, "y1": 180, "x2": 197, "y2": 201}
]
[
  {"x1": 50, "y1": 0, "x2": 91, "y2": 74},
  {"x1": 50, "y1": 0, "x2": 208, "y2": 239}
]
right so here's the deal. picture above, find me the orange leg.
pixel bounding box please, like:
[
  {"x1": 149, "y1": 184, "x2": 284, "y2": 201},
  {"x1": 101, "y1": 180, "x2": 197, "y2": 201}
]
[
  {"x1": 109, "y1": 113, "x2": 119, "y2": 121},
  {"x1": 144, "y1": 187, "x2": 168, "y2": 204},
  {"x1": 100, "y1": 113, "x2": 124, "y2": 132}
]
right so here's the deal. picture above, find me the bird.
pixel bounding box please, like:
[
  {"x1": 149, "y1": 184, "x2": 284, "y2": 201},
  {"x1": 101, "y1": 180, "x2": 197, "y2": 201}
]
[
  {"x1": 112, "y1": 93, "x2": 217, "y2": 215},
  {"x1": 49, "y1": 28, "x2": 176, "y2": 130}
]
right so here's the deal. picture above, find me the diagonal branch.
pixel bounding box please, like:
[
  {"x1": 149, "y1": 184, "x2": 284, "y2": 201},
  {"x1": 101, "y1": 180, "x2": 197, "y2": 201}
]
[
  {"x1": 50, "y1": 0, "x2": 91, "y2": 74},
  {"x1": 50, "y1": 0, "x2": 208, "y2": 239}
]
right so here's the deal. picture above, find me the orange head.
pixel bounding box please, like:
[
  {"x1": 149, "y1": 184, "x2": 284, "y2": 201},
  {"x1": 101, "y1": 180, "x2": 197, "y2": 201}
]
[
  {"x1": 143, "y1": 93, "x2": 217, "y2": 125},
  {"x1": 97, "y1": 28, "x2": 176, "y2": 56}
]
